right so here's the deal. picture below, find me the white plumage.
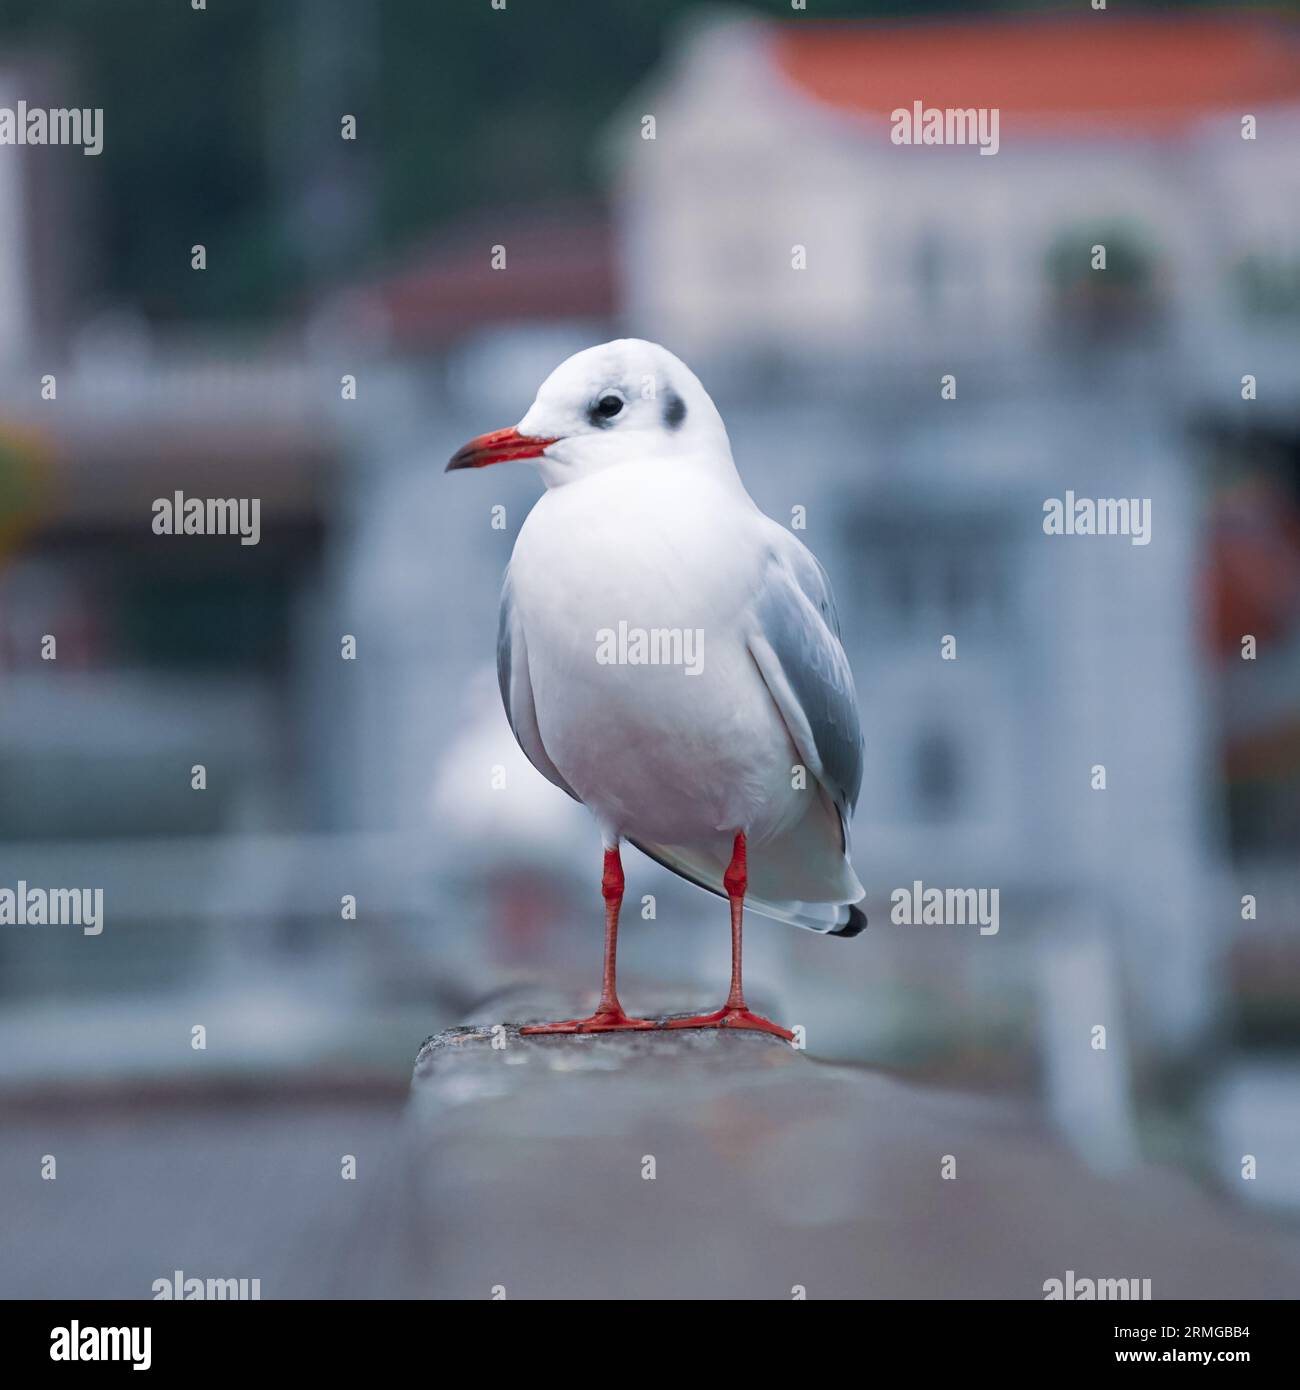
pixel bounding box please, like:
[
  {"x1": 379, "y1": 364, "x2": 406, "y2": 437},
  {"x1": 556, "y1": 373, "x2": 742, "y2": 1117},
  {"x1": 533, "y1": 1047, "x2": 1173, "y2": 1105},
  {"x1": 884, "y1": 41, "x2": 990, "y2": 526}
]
[
  {"x1": 447, "y1": 339, "x2": 862, "y2": 1034},
  {"x1": 448, "y1": 338, "x2": 866, "y2": 1034}
]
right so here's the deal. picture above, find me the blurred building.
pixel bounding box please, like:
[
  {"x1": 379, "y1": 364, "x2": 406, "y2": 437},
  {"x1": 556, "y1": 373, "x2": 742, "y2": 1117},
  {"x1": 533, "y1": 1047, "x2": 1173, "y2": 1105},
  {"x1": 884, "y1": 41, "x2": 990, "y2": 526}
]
[
  {"x1": 0, "y1": 51, "x2": 357, "y2": 1022},
  {"x1": 616, "y1": 13, "x2": 1300, "y2": 389}
]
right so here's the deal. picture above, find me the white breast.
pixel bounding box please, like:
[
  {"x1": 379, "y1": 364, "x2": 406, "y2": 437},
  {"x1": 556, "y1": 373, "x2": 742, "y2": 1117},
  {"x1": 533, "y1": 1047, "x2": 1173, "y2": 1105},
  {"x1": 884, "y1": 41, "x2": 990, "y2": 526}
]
[{"x1": 508, "y1": 462, "x2": 803, "y2": 848}]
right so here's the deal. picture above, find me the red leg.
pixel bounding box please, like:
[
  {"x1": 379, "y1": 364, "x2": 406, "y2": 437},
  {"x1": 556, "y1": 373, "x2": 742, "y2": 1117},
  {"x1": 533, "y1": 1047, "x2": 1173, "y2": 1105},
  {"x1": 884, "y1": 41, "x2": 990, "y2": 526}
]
[
  {"x1": 521, "y1": 845, "x2": 656, "y2": 1034},
  {"x1": 666, "y1": 832, "x2": 794, "y2": 1041}
]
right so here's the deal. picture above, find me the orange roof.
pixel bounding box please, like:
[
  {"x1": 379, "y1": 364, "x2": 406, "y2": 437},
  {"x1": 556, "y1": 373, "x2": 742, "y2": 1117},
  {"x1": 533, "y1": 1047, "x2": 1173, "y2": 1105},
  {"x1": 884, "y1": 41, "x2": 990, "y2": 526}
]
[{"x1": 773, "y1": 14, "x2": 1300, "y2": 131}]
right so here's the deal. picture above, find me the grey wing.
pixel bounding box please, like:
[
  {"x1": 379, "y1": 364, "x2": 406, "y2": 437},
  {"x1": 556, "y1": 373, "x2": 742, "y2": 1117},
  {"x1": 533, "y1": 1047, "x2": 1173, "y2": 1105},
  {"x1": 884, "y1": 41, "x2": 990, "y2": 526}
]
[
  {"x1": 748, "y1": 527, "x2": 863, "y2": 826},
  {"x1": 497, "y1": 572, "x2": 580, "y2": 802}
]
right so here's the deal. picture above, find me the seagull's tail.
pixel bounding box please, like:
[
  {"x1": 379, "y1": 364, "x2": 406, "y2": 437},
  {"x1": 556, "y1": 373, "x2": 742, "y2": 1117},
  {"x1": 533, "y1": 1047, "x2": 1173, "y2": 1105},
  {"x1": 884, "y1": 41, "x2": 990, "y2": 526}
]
[{"x1": 628, "y1": 791, "x2": 867, "y2": 937}]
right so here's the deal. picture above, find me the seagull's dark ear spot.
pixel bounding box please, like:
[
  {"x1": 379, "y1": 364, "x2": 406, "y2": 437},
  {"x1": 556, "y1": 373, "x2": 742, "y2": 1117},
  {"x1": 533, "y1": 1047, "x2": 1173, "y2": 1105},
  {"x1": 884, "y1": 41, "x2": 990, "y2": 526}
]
[{"x1": 662, "y1": 388, "x2": 686, "y2": 431}]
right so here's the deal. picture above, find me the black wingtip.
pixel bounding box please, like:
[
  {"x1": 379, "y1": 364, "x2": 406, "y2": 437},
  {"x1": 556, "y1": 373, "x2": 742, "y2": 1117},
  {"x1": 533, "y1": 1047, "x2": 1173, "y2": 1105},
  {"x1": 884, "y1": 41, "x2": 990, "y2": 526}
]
[{"x1": 828, "y1": 903, "x2": 868, "y2": 938}]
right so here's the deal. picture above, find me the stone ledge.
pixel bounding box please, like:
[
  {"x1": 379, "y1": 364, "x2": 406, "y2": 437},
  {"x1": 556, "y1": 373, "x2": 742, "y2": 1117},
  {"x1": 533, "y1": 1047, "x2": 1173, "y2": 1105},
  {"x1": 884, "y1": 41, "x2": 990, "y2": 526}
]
[{"x1": 401, "y1": 985, "x2": 1300, "y2": 1299}]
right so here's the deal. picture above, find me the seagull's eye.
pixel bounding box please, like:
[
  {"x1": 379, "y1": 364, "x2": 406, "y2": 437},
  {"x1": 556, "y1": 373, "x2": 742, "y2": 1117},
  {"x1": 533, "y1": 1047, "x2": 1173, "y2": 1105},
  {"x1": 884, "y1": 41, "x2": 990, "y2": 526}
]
[{"x1": 587, "y1": 389, "x2": 627, "y2": 428}]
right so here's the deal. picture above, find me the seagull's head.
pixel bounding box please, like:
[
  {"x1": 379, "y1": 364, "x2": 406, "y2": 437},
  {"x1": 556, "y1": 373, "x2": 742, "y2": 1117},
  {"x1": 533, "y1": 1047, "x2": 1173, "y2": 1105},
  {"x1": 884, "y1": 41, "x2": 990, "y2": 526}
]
[{"x1": 446, "y1": 338, "x2": 731, "y2": 487}]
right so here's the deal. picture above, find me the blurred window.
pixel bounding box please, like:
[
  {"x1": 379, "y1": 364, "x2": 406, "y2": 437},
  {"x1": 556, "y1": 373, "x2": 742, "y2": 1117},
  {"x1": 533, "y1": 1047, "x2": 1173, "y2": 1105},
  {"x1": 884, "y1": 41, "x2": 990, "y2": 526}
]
[
  {"x1": 1234, "y1": 254, "x2": 1300, "y2": 319},
  {"x1": 847, "y1": 515, "x2": 1009, "y2": 633},
  {"x1": 912, "y1": 727, "x2": 961, "y2": 821}
]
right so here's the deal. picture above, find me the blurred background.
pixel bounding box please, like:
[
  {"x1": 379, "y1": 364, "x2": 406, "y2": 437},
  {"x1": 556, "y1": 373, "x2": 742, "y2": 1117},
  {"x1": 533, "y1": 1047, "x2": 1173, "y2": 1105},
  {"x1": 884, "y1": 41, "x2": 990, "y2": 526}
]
[{"x1": 1, "y1": 0, "x2": 1299, "y2": 1296}]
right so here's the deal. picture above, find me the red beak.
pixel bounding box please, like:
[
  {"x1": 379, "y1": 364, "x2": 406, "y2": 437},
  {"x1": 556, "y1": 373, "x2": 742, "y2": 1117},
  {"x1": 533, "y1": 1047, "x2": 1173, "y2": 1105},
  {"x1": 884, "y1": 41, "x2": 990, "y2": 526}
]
[{"x1": 446, "y1": 426, "x2": 559, "y2": 471}]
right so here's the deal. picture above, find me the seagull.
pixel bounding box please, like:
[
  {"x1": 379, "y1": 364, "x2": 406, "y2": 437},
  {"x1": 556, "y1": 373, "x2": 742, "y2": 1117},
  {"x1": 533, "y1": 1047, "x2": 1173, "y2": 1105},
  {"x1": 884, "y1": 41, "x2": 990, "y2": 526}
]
[{"x1": 447, "y1": 339, "x2": 866, "y2": 1039}]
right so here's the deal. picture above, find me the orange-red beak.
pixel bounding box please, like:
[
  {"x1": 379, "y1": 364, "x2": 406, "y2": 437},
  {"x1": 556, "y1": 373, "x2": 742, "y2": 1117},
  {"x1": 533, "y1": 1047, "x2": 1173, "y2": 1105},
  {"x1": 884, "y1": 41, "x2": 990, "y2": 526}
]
[{"x1": 446, "y1": 426, "x2": 559, "y2": 471}]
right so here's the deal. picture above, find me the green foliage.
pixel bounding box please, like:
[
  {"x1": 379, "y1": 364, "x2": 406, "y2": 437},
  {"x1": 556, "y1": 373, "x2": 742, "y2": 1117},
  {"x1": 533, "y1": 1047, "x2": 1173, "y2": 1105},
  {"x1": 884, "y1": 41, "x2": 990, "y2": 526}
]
[
  {"x1": 0, "y1": 423, "x2": 46, "y2": 550},
  {"x1": 0, "y1": 0, "x2": 1025, "y2": 322},
  {"x1": 1235, "y1": 254, "x2": 1300, "y2": 317}
]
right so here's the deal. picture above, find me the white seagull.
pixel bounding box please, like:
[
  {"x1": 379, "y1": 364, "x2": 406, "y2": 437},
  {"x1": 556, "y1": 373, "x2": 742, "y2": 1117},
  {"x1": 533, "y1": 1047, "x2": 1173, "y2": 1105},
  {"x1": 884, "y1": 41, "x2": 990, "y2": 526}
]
[{"x1": 447, "y1": 339, "x2": 866, "y2": 1039}]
